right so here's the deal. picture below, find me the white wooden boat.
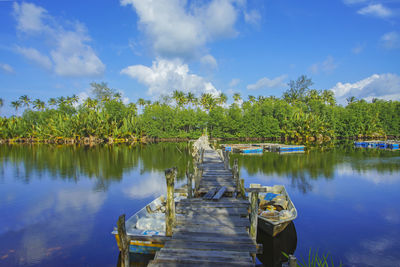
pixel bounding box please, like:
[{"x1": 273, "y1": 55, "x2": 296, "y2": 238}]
[
  {"x1": 251, "y1": 184, "x2": 297, "y2": 237},
  {"x1": 112, "y1": 194, "x2": 186, "y2": 254}
]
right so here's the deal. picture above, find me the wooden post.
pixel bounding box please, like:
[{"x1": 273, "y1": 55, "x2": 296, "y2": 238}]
[
  {"x1": 289, "y1": 254, "x2": 297, "y2": 267},
  {"x1": 233, "y1": 159, "x2": 239, "y2": 189},
  {"x1": 117, "y1": 214, "x2": 129, "y2": 267},
  {"x1": 165, "y1": 167, "x2": 177, "y2": 236},
  {"x1": 186, "y1": 162, "x2": 192, "y2": 198},
  {"x1": 224, "y1": 150, "x2": 230, "y2": 169},
  {"x1": 250, "y1": 191, "x2": 259, "y2": 240},
  {"x1": 240, "y1": 178, "x2": 246, "y2": 199}
]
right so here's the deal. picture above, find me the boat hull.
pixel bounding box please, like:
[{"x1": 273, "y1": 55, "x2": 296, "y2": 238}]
[
  {"x1": 114, "y1": 234, "x2": 164, "y2": 255},
  {"x1": 257, "y1": 217, "x2": 292, "y2": 237}
]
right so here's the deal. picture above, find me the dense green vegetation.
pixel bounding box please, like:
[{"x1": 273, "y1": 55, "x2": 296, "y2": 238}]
[{"x1": 1, "y1": 76, "x2": 399, "y2": 142}]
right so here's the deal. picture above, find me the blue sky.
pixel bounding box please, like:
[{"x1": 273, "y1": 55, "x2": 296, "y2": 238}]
[{"x1": 0, "y1": 0, "x2": 399, "y2": 115}]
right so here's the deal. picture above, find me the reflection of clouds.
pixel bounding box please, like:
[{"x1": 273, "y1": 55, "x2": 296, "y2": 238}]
[
  {"x1": 336, "y1": 164, "x2": 400, "y2": 184},
  {"x1": 382, "y1": 208, "x2": 400, "y2": 224},
  {"x1": 13, "y1": 188, "x2": 106, "y2": 265},
  {"x1": 346, "y1": 236, "x2": 400, "y2": 267},
  {"x1": 123, "y1": 171, "x2": 166, "y2": 199}
]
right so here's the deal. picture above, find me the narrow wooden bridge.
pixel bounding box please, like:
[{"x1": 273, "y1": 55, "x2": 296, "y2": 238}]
[{"x1": 147, "y1": 146, "x2": 261, "y2": 266}]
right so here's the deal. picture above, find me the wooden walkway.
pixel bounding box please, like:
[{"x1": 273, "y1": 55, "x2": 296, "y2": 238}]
[{"x1": 148, "y1": 149, "x2": 258, "y2": 266}]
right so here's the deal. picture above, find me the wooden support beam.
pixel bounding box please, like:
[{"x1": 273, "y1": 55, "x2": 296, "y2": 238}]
[
  {"x1": 249, "y1": 191, "x2": 259, "y2": 240},
  {"x1": 117, "y1": 214, "x2": 129, "y2": 267},
  {"x1": 186, "y1": 161, "x2": 192, "y2": 198},
  {"x1": 165, "y1": 167, "x2": 177, "y2": 236},
  {"x1": 233, "y1": 159, "x2": 239, "y2": 190},
  {"x1": 240, "y1": 179, "x2": 246, "y2": 199}
]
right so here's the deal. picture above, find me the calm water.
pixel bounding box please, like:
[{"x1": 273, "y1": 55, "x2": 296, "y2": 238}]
[{"x1": 0, "y1": 143, "x2": 399, "y2": 266}]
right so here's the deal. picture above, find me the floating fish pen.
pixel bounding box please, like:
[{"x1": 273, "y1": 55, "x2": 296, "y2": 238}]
[
  {"x1": 232, "y1": 146, "x2": 263, "y2": 154},
  {"x1": 268, "y1": 144, "x2": 305, "y2": 153},
  {"x1": 354, "y1": 141, "x2": 400, "y2": 150},
  {"x1": 221, "y1": 143, "x2": 306, "y2": 154}
]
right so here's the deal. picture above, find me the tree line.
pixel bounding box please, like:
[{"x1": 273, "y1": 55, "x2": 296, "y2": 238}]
[{"x1": 0, "y1": 76, "x2": 399, "y2": 143}]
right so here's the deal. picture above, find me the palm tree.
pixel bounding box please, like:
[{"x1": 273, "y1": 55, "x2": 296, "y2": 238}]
[
  {"x1": 33, "y1": 99, "x2": 45, "y2": 111},
  {"x1": 322, "y1": 90, "x2": 336, "y2": 106},
  {"x1": 217, "y1": 92, "x2": 227, "y2": 106},
  {"x1": 71, "y1": 94, "x2": 79, "y2": 105},
  {"x1": 48, "y1": 98, "x2": 57, "y2": 107},
  {"x1": 11, "y1": 100, "x2": 22, "y2": 112},
  {"x1": 57, "y1": 96, "x2": 66, "y2": 106},
  {"x1": 186, "y1": 92, "x2": 196, "y2": 108},
  {"x1": 233, "y1": 93, "x2": 241, "y2": 104},
  {"x1": 172, "y1": 90, "x2": 186, "y2": 107},
  {"x1": 137, "y1": 98, "x2": 146, "y2": 113},
  {"x1": 248, "y1": 95, "x2": 256, "y2": 104},
  {"x1": 113, "y1": 92, "x2": 122, "y2": 101},
  {"x1": 19, "y1": 95, "x2": 30, "y2": 108},
  {"x1": 200, "y1": 93, "x2": 216, "y2": 112},
  {"x1": 346, "y1": 96, "x2": 357, "y2": 105}
]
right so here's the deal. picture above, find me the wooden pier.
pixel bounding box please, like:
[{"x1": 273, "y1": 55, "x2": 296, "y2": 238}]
[{"x1": 147, "y1": 146, "x2": 261, "y2": 266}]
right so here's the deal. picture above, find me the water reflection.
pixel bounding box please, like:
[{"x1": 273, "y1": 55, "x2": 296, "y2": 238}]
[
  {"x1": 0, "y1": 143, "x2": 190, "y2": 189},
  {"x1": 232, "y1": 144, "x2": 400, "y2": 193}
]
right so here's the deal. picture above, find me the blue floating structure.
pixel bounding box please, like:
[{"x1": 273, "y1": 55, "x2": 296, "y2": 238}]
[
  {"x1": 354, "y1": 141, "x2": 400, "y2": 150},
  {"x1": 233, "y1": 146, "x2": 263, "y2": 154}
]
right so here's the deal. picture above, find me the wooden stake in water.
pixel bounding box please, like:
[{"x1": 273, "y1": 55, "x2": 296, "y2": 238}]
[
  {"x1": 233, "y1": 158, "x2": 239, "y2": 189},
  {"x1": 240, "y1": 178, "x2": 246, "y2": 199},
  {"x1": 165, "y1": 167, "x2": 177, "y2": 236},
  {"x1": 289, "y1": 254, "x2": 297, "y2": 267},
  {"x1": 117, "y1": 214, "x2": 129, "y2": 267},
  {"x1": 186, "y1": 162, "x2": 192, "y2": 198},
  {"x1": 250, "y1": 191, "x2": 259, "y2": 240}
]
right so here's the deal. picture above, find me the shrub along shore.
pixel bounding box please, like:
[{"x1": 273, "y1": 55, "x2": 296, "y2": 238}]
[{"x1": 1, "y1": 77, "x2": 399, "y2": 144}]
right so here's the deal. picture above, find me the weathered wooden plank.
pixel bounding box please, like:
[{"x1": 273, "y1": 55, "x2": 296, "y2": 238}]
[
  {"x1": 176, "y1": 203, "x2": 249, "y2": 209},
  {"x1": 148, "y1": 259, "x2": 255, "y2": 267},
  {"x1": 173, "y1": 226, "x2": 249, "y2": 235},
  {"x1": 202, "y1": 187, "x2": 219, "y2": 200},
  {"x1": 176, "y1": 217, "x2": 250, "y2": 228},
  {"x1": 155, "y1": 254, "x2": 253, "y2": 265},
  {"x1": 171, "y1": 234, "x2": 254, "y2": 244},
  {"x1": 199, "y1": 183, "x2": 236, "y2": 188},
  {"x1": 155, "y1": 248, "x2": 251, "y2": 258},
  {"x1": 177, "y1": 206, "x2": 248, "y2": 214},
  {"x1": 179, "y1": 197, "x2": 249, "y2": 204},
  {"x1": 197, "y1": 187, "x2": 236, "y2": 193},
  {"x1": 164, "y1": 240, "x2": 258, "y2": 253}
]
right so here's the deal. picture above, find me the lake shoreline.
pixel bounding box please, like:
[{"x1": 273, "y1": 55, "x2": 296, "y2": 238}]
[{"x1": 0, "y1": 134, "x2": 397, "y2": 145}]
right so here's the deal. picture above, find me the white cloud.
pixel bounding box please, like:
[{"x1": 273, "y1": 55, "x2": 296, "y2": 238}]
[
  {"x1": 244, "y1": 9, "x2": 261, "y2": 25},
  {"x1": 352, "y1": 43, "x2": 364, "y2": 54},
  {"x1": 13, "y1": 2, "x2": 47, "y2": 33},
  {"x1": 200, "y1": 54, "x2": 218, "y2": 69},
  {"x1": 247, "y1": 75, "x2": 288, "y2": 90},
  {"x1": 309, "y1": 56, "x2": 337, "y2": 74},
  {"x1": 381, "y1": 31, "x2": 400, "y2": 50},
  {"x1": 16, "y1": 46, "x2": 52, "y2": 69},
  {"x1": 0, "y1": 63, "x2": 14, "y2": 73},
  {"x1": 330, "y1": 73, "x2": 400, "y2": 104},
  {"x1": 120, "y1": 0, "x2": 245, "y2": 59},
  {"x1": 229, "y1": 78, "x2": 241, "y2": 87},
  {"x1": 357, "y1": 4, "x2": 393, "y2": 18},
  {"x1": 121, "y1": 58, "x2": 219, "y2": 96},
  {"x1": 13, "y1": 2, "x2": 104, "y2": 77}
]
